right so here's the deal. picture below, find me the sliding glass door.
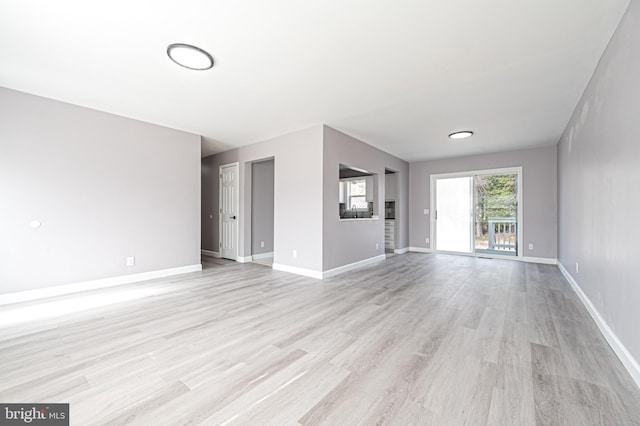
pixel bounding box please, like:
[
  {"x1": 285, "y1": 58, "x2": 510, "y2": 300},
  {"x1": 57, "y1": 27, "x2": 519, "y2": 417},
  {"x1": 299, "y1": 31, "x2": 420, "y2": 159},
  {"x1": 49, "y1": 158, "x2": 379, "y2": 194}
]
[{"x1": 433, "y1": 169, "x2": 520, "y2": 258}]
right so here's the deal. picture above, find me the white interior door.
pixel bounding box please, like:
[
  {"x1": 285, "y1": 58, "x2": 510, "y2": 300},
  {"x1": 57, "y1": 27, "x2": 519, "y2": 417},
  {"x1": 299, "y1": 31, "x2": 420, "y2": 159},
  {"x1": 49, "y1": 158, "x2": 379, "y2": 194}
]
[
  {"x1": 435, "y1": 176, "x2": 473, "y2": 253},
  {"x1": 220, "y1": 163, "x2": 239, "y2": 260}
]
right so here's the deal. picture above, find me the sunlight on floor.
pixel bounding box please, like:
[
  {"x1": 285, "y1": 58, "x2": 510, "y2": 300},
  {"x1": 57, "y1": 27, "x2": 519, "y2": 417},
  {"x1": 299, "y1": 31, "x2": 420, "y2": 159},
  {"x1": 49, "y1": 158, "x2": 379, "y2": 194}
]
[{"x1": 0, "y1": 286, "x2": 169, "y2": 327}]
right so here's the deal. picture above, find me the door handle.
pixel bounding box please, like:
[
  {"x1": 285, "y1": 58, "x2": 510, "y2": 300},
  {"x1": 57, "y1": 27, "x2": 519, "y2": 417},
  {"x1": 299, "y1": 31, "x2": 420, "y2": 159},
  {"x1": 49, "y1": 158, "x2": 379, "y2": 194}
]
[{"x1": 231, "y1": 215, "x2": 236, "y2": 220}]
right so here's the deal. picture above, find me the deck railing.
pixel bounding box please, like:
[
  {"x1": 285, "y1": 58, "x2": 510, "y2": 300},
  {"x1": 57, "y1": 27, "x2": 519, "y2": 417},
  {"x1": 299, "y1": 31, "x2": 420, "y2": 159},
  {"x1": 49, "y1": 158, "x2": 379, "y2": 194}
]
[{"x1": 488, "y1": 218, "x2": 516, "y2": 251}]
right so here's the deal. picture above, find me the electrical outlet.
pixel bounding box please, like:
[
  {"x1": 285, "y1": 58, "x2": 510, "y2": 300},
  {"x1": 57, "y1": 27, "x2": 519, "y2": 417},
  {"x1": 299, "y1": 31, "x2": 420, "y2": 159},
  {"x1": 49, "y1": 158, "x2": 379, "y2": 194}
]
[
  {"x1": 292, "y1": 250, "x2": 297, "y2": 258},
  {"x1": 576, "y1": 262, "x2": 579, "y2": 273},
  {"x1": 126, "y1": 256, "x2": 135, "y2": 267},
  {"x1": 426, "y1": 237, "x2": 430, "y2": 244},
  {"x1": 261, "y1": 241, "x2": 265, "y2": 248},
  {"x1": 528, "y1": 243, "x2": 534, "y2": 250}
]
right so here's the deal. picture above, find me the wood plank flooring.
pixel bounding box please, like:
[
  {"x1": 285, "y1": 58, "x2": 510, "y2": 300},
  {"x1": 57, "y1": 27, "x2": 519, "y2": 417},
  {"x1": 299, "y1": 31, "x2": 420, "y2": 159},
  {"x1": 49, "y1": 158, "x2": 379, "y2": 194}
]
[{"x1": 1, "y1": 253, "x2": 639, "y2": 425}]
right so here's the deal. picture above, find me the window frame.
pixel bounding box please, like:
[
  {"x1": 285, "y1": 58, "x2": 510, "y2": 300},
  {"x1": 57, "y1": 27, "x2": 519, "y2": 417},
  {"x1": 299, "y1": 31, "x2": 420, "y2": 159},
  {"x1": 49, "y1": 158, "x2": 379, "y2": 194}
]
[{"x1": 344, "y1": 178, "x2": 368, "y2": 211}]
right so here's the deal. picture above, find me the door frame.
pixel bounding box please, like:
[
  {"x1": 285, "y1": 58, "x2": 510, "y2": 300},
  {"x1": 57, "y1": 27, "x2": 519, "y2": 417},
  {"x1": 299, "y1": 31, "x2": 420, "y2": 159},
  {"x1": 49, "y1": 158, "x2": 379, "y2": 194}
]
[
  {"x1": 219, "y1": 162, "x2": 240, "y2": 260},
  {"x1": 430, "y1": 166, "x2": 523, "y2": 260}
]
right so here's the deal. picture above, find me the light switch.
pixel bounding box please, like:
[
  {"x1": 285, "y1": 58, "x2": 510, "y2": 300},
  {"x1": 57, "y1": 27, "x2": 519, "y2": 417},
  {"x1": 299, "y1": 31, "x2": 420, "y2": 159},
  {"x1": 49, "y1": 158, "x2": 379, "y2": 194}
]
[{"x1": 424, "y1": 209, "x2": 429, "y2": 215}]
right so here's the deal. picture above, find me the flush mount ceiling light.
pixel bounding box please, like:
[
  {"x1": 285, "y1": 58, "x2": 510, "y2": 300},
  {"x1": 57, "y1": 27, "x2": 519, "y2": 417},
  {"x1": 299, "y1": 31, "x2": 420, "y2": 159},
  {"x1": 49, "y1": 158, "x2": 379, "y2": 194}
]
[
  {"x1": 167, "y1": 43, "x2": 214, "y2": 70},
  {"x1": 448, "y1": 130, "x2": 474, "y2": 139}
]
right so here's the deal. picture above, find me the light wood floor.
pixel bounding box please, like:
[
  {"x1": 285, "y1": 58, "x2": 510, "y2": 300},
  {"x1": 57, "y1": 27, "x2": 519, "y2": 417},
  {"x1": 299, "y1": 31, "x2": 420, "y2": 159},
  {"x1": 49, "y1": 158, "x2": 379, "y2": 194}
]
[{"x1": 1, "y1": 253, "x2": 639, "y2": 425}]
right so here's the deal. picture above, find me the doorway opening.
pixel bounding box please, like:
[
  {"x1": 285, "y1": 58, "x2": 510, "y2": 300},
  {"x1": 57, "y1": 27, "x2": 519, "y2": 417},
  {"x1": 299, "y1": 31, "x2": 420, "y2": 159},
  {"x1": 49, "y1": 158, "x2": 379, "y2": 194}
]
[
  {"x1": 251, "y1": 158, "x2": 275, "y2": 266},
  {"x1": 431, "y1": 167, "x2": 521, "y2": 259}
]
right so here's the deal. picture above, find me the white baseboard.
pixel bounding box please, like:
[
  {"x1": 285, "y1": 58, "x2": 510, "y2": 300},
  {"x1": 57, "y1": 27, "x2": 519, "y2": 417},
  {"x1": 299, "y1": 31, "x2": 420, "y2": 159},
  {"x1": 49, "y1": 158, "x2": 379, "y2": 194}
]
[
  {"x1": 201, "y1": 249, "x2": 220, "y2": 258},
  {"x1": 322, "y1": 254, "x2": 387, "y2": 279},
  {"x1": 252, "y1": 252, "x2": 274, "y2": 260},
  {"x1": 558, "y1": 262, "x2": 640, "y2": 390},
  {"x1": 0, "y1": 264, "x2": 203, "y2": 306},
  {"x1": 409, "y1": 246, "x2": 433, "y2": 253},
  {"x1": 394, "y1": 247, "x2": 409, "y2": 255},
  {"x1": 273, "y1": 255, "x2": 387, "y2": 280},
  {"x1": 237, "y1": 256, "x2": 253, "y2": 263},
  {"x1": 522, "y1": 256, "x2": 557, "y2": 265},
  {"x1": 272, "y1": 263, "x2": 323, "y2": 280}
]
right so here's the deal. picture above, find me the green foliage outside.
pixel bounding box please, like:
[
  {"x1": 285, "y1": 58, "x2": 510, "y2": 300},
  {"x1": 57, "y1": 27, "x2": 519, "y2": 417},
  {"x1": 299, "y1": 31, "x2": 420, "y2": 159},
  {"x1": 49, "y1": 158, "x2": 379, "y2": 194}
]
[{"x1": 475, "y1": 174, "x2": 517, "y2": 239}]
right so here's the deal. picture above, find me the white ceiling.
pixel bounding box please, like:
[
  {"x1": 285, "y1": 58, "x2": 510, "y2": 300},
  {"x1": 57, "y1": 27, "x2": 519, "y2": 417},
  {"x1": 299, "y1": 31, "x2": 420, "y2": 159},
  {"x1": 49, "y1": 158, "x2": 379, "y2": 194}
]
[{"x1": 0, "y1": 0, "x2": 629, "y2": 161}]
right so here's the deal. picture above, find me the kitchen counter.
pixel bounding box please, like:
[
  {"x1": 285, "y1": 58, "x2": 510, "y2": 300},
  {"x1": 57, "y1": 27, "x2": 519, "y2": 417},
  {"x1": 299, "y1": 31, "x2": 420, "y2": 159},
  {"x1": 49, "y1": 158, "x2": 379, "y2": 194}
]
[{"x1": 339, "y1": 215, "x2": 380, "y2": 221}]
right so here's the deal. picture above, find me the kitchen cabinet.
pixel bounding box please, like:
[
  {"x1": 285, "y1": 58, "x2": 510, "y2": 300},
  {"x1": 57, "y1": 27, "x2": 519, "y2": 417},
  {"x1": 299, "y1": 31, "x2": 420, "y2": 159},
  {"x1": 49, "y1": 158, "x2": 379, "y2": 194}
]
[
  {"x1": 365, "y1": 176, "x2": 374, "y2": 202},
  {"x1": 385, "y1": 173, "x2": 396, "y2": 201},
  {"x1": 385, "y1": 220, "x2": 395, "y2": 250}
]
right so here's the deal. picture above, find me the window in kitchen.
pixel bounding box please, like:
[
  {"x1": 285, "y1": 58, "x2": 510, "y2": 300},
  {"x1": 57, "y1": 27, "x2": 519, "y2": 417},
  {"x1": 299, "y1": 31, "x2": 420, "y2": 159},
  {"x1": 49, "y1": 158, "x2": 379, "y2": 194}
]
[{"x1": 346, "y1": 179, "x2": 367, "y2": 210}]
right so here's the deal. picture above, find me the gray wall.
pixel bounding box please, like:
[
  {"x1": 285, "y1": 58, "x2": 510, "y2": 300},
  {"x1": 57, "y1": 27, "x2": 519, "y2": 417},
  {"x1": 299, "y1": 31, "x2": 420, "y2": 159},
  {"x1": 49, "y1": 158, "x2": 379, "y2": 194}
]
[
  {"x1": 251, "y1": 159, "x2": 274, "y2": 255},
  {"x1": 323, "y1": 126, "x2": 409, "y2": 270},
  {"x1": 0, "y1": 87, "x2": 201, "y2": 294},
  {"x1": 409, "y1": 145, "x2": 557, "y2": 259},
  {"x1": 201, "y1": 126, "x2": 324, "y2": 272},
  {"x1": 558, "y1": 1, "x2": 640, "y2": 362}
]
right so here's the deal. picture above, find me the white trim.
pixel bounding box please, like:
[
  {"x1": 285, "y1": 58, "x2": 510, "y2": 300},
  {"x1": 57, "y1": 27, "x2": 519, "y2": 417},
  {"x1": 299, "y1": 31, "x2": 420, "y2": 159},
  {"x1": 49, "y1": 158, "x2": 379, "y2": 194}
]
[
  {"x1": 322, "y1": 254, "x2": 386, "y2": 279},
  {"x1": 0, "y1": 264, "x2": 203, "y2": 306},
  {"x1": 409, "y1": 246, "x2": 434, "y2": 253},
  {"x1": 201, "y1": 249, "x2": 220, "y2": 258},
  {"x1": 521, "y1": 256, "x2": 557, "y2": 265},
  {"x1": 394, "y1": 247, "x2": 409, "y2": 254},
  {"x1": 272, "y1": 263, "x2": 323, "y2": 280},
  {"x1": 251, "y1": 252, "x2": 274, "y2": 260},
  {"x1": 237, "y1": 256, "x2": 253, "y2": 263},
  {"x1": 430, "y1": 166, "x2": 523, "y2": 261},
  {"x1": 558, "y1": 262, "x2": 640, "y2": 390}
]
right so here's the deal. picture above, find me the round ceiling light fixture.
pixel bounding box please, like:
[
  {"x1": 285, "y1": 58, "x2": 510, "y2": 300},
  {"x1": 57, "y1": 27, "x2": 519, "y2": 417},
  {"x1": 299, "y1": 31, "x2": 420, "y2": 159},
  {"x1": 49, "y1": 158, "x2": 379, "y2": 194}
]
[
  {"x1": 167, "y1": 43, "x2": 214, "y2": 70},
  {"x1": 448, "y1": 130, "x2": 474, "y2": 139}
]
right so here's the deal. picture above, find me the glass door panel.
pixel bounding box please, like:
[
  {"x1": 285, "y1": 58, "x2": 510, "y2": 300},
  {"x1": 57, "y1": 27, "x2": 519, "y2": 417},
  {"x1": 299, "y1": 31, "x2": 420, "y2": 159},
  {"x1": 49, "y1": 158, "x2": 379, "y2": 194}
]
[
  {"x1": 435, "y1": 177, "x2": 473, "y2": 253},
  {"x1": 473, "y1": 173, "x2": 518, "y2": 256}
]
